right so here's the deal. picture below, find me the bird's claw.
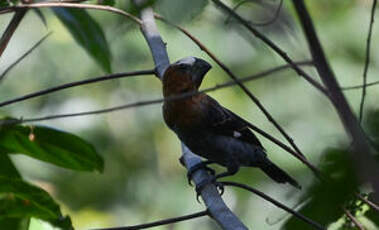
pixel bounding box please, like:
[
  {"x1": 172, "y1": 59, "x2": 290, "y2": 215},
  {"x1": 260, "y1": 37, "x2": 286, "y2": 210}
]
[
  {"x1": 187, "y1": 162, "x2": 215, "y2": 186},
  {"x1": 195, "y1": 176, "x2": 225, "y2": 203}
]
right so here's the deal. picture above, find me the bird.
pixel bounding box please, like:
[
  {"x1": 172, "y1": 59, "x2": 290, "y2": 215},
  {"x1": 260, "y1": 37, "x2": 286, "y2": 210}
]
[{"x1": 162, "y1": 56, "x2": 300, "y2": 190}]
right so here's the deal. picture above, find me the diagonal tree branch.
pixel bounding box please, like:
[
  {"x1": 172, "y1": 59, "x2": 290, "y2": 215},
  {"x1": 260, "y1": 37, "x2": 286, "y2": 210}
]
[
  {"x1": 210, "y1": 0, "x2": 329, "y2": 97},
  {"x1": 0, "y1": 69, "x2": 155, "y2": 107},
  {"x1": 1, "y1": 2, "x2": 142, "y2": 25},
  {"x1": 359, "y1": 0, "x2": 377, "y2": 123},
  {"x1": 0, "y1": 9, "x2": 28, "y2": 57},
  {"x1": 222, "y1": 181, "x2": 326, "y2": 230},
  {"x1": 343, "y1": 207, "x2": 365, "y2": 230},
  {"x1": 291, "y1": 0, "x2": 379, "y2": 203},
  {"x1": 0, "y1": 31, "x2": 52, "y2": 82}
]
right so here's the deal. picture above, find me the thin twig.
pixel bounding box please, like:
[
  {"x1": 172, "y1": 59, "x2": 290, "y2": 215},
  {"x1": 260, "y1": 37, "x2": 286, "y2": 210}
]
[
  {"x1": 226, "y1": 0, "x2": 284, "y2": 27},
  {"x1": 10, "y1": 62, "x2": 312, "y2": 122},
  {"x1": 343, "y1": 207, "x2": 365, "y2": 230},
  {"x1": 243, "y1": 121, "x2": 322, "y2": 178},
  {"x1": 0, "y1": 69, "x2": 155, "y2": 107},
  {"x1": 359, "y1": 0, "x2": 377, "y2": 123},
  {"x1": 156, "y1": 15, "x2": 311, "y2": 167},
  {"x1": 0, "y1": 9, "x2": 28, "y2": 57},
  {"x1": 91, "y1": 210, "x2": 209, "y2": 230},
  {"x1": 221, "y1": 181, "x2": 326, "y2": 230},
  {"x1": 356, "y1": 193, "x2": 379, "y2": 211},
  {"x1": 0, "y1": 31, "x2": 52, "y2": 82},
  {"x1": 342, "y1": 80, "x2": 379, "y2": 90},
  {"x1": 0, "y1": 2, "x2": 142, "y2": 25},
  {"x1": 0, "y1": 62, "x2": 310, "y2": 108},
  {"x1": 210, "y1": 0, "x2": 329, "y2": 96}
]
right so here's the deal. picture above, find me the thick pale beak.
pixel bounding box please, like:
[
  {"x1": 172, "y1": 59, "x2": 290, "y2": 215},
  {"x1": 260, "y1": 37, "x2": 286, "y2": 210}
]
[{"x1": 191, "y1": 58, "x2": 212, "y2": 88}]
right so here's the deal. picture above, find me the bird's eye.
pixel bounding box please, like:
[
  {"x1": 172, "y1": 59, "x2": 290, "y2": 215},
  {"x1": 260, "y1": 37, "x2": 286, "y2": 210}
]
[{"x1": 178, "y1": 63, "x2": 187, "y2": 69}]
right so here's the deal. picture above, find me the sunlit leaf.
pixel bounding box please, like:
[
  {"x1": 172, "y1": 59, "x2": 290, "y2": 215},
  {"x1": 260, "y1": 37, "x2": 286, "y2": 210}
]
[
  {"x1": 282, "y1": 148, "x2": 358, "y2": 229},
  {"x1": 0, "y1": 176, "x2": 72, "y2": 230},
  {"x1": 52, "y1": 8, "x2": 112, "y2": 73},
  {"x1": 0, "y1": 123, "x2": 104, "y2": 172}
]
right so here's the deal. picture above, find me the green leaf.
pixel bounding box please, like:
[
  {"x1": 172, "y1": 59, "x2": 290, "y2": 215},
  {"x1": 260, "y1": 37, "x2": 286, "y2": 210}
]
[
  {"x1": 0, "y1": 176, "x2": 73, "y2": 230},
  {"x1": 282, "y1": 148, "x2": 358, "y2": 229},
  {"x1": 97, "y1": 0, "x2": 116, "y2": 6},
  {"x1": 52, "y1": 8, "x2": 112, "y2": 73},
  {"x1": 365, "y1": 207, "x2": 379, "y2": 226},
  {"x1": 0, "y1": 217, "x2": 30, "y2": 230},
  {"x1": 0, "y1": 124, "x2": 104, "y2": 172},
  {"x1": 0, "y1": 152, "x2": 21, "y2": 179}
]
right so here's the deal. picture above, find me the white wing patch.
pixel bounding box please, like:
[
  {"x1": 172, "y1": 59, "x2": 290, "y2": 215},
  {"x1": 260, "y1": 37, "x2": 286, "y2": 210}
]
[{"x1": 233, "y1": 131, "x2": 242, "y2": 138}]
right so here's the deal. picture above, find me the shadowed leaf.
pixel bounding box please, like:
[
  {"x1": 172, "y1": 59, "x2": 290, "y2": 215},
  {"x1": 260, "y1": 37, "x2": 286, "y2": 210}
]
[
  {"x1": 53, "y1": 8, "x2": 112, "y2": 73},
  {"x1": 0, "y1": 123, "x2": 104, "y2": 172},
  {"x1": 282, "y1": 148, "x2": 358, "y2": 229},
  {"x1": 0, "y1": 176, "x2": 72, "y2": 230}
]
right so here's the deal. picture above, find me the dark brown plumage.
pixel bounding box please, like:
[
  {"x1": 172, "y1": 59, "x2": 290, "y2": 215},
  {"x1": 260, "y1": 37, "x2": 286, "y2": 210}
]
[{"x1": 162, "y1": 57, "x2": 300, "y2": 189}]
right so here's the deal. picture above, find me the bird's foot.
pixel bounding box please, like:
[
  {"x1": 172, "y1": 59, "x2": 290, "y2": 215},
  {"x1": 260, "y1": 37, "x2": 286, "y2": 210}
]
[
  {"x1": 195, "y1": 176, "x2": 225, "y2": 202},
  {"x1": 187, "y1": 161, "x2": 215, "y2": 186}
]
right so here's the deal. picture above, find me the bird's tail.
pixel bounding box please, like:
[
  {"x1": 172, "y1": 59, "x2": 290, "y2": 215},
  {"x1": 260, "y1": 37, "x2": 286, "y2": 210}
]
[{"x1": 260, "y1": 159, "x2": 301, "y2": 189}]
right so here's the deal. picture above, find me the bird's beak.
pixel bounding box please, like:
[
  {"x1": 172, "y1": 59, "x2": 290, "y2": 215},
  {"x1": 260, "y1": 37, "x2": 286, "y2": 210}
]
[{"x1": 191, "y1": 58, "x2": 212, "y2": 88}]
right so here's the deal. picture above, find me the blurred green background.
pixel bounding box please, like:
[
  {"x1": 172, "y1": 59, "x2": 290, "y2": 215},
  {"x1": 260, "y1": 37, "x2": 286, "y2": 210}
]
[{"x1": 0, "y1": 0, "x2": 378, "y2": 229}]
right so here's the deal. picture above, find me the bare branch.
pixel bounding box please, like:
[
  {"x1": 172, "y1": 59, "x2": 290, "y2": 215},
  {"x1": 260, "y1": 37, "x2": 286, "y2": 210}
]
[
  {"x1": 342, "y1": 80, "x2": 379, "y2": 90},
  {"x1": 292, "y1": 0, "x2": 379, "y2": 202},
  {"x1": 221, "y1": 181, "x2": 326, "y2": 230},
  {"x1": 356, "y1": 193, "x2": 379, "y2": 211},
  {"x1": 0, "y1": 69, "x2": 155, "y2": 107},
  {"x1": 226, "y1": 0, "x2": 284, "y2": 27},
  {"x1": 0, "y1": 61, "x2": 311, "y2": 108},
  {"x1": 1, "y1": 2, "x2": 142, "y2": 25},
  {"x1": 4, "y1": 62, "x2": 311, "y2": 121},
  {"x1": 0, "y1": 9, "x2": 27, "y2": 57},
  {"x1": 359, "y1": 0, "x2": 377, "y2": 123},
  {"x1": 0, "y1": 31, "x2": 52, "y2": 82},
  {"x1": 156, "y1": 15, "x2": 313, "y2": 171},
  {"x1": 243, "y1": 121, "x2": 322, "y2": 178},
  {"x1": 90, "y1": 210, "x2": 208, "y2": 230},
  {"x1": 210, "y1": 0, "x2": 329, "y2": 96},
  {"x1": 343, "y1": 207, "x2": 365, "y2": 230}
]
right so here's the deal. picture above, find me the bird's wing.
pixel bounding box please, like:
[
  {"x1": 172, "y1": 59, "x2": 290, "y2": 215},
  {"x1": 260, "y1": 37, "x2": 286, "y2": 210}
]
[{"x1": 204, "y1": 95, "x2": 264, "y2": 149}]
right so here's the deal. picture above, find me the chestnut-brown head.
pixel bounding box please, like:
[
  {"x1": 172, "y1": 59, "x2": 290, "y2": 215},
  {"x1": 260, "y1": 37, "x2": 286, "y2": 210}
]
[{"x1": 163, "y1": 57, "x2": 212, "y2": 97}]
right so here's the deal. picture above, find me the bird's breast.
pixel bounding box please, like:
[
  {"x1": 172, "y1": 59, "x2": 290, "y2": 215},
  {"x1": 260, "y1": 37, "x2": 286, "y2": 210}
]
[{"x1": 163, "y1": 97, "x2": 206, "y2": 131}]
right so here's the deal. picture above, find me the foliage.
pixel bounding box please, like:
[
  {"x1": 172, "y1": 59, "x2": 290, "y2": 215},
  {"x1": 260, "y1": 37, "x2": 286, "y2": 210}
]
[
  {"x1": 52, "y1": 8, "x2": 112, "y2": 73},
  {"x1": 0, "y1": 119, "x2": 103, "y2": 230}
]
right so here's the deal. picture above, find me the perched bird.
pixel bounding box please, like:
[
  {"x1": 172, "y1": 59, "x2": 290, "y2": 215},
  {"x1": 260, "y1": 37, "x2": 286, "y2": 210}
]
[{"x1": 162, "y1": 57, "x2": 300, "y2": 189}]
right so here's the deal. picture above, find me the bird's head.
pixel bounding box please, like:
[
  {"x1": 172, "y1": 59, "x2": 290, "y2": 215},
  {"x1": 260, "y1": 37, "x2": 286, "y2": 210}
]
[{"x1": 163, "y1": 57, "x2": 212, "y2": 97}]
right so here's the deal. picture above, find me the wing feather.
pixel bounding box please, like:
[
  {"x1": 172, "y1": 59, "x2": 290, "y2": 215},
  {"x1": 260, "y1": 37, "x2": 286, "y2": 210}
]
[{"x1": 204, "y1": 96, "x2": 264, "y2": 149}]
